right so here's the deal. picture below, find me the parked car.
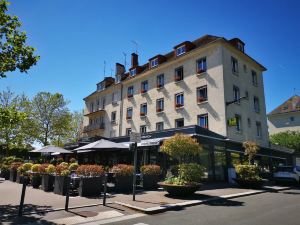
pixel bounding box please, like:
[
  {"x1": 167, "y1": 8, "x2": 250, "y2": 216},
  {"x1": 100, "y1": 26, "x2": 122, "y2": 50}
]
[{"x1": 273, "y1": 166, "x2": 300, "y2": 184}]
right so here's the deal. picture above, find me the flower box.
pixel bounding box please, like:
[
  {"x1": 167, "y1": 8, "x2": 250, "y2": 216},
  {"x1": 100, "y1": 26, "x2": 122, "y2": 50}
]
[
  {"x1": 114, "y1": 175, "x2": 133, "y2": 193},
  {"x1": 41, "y1": 174, "x2": 55, "y2": 192},
  {"x1": 31, "y1": 175, "x2": 42, "y2": 188},
  {"x1": 78, "y1": 177, "x2": 103, "y2": 197},
  {"x1": 0, "y1": 170, "x2": 10, "y2": 180},
  {"x1": 157, "y1": 84, "x2": 163, "y2": 88},
  {"x1": 127, "y1": 94, "x2": 133, "y2": 98},
  {"x1": 197, "y1": 69, "x2": 206, "y2": 74},
  {"x1": 175, "y1": 103, "x2": 183, "y2": 108},
  {"x1": 141, "y1": 89, "x2": 147, "y2": 94},
  {"x1": 126, "y1": 116, "x2": 132, "y2": 120},
  {"x1": 175, "y1": 76, "x2": 182, "y2": 82},
  {"x1": 197, "y1": 96, "x2": 207, "y2": 103},
  {"x1": 140, "y1": 112, "x2": 146, "y2": 117},
  {"x1": 54, "y1": 176, "x2": 69, "y2": 196},
  {"x1": 16, "y1": 172, "x2": 25, "y2": 184},
  {"x1": 156, "y1": 108, "x2": 162, "y2": 113}
]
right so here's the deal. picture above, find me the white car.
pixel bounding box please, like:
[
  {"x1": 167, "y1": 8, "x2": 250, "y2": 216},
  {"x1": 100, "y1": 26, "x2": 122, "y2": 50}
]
[{"x1": 273, "y1": 166, "x2": 300, "y2": 183}]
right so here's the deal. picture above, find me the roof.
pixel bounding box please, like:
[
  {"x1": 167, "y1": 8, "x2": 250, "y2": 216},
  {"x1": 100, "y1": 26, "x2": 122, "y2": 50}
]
[{"x1": 268, "y1": 95, "x2": 300, "y2": 116}]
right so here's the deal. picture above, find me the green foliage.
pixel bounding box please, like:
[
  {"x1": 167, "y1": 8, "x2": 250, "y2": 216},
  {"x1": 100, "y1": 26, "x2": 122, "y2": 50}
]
[
  {"x1": 60, "y1": 169, "x2": 70, "y2": 177},
  {"x1": 270, "y1": 131, "x2": 300, "y2": 154},
  {"x1": 45, "y1": 164, "x2": 56, "y2": 174},
  {"x1": 31, "y1": 164, "x2": 40, "y2": 173},
  {"x1": 178, "y1": 163, "x2": 204, "y2": 183},
  {"x1": 235, "y1": 164, "x2": 262, "y2": 181},
  {"x1": 243, "y1": 141, "x2": 260, "y2": 163},
  {"x1": 111, "y1": 164, "x2": 133, "y2": 176},
  {"x1": 56, "y1": 158, "x2": 64, "y2": 164},
  {"x1": 22, "y1": 162, "x2": 33, "y2": 171},
  {"x1": 160, "y1": 133, "x2": 203, "y2": 163},
  {"x1": 68, "y1": 163, "x2": 79, "y2": 171},
  {"x1": 69, "y1": 158, "x2": 76, "y2": 163},
  {"x1": 140, "y1": 164, "x2": 160, "y2": 175},
  {"x1": 0, "y1": 0, "x2": 40, "y2": 78}
]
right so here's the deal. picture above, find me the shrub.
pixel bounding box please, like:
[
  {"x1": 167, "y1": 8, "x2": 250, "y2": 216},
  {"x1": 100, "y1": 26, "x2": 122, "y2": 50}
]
[
  {"x1": 60, "y1": 170, "x2": 70, "y2": 177},
  {"x1": 56, "y1": 164, "x2": 69, "y2": 176},
  {"x1": 13, "y1": 157, "x2": 24, "y2": 163},
  {"x1": 50, "y1": 158, "x2": 57, "y2": 165},
  {"x1": 59, "y1": 162, "x2": 69, "y2": 167},
  {"x1": 235, "y1": 164, "x2": 262, "y2": 182},
  {"x1": 22, "y1": 163, "x2": 33, "y2": 172},
  {"x1": 69, "y1": 158, "x2": 76, "y2": 163},
  {"x1": 57, "y1": 158, "x2": 64, "y2": 164},
  {"x1": 76, "y1": 165, "x2": 104, "y2": 177},
  {"x1": 31, "y1": 164, "x2": 41, "y2": 173},
  {"x1": 178, "y1": 163, "x2": 204, "y2": 183},
  {"x1": 38, "y1": 164, "x2": 50, "y2": 174},
  {"x1": 141, "y1": 165, "x2": 161, "y2": 175},
  {"x1": 45, "y1": 164, "x2": 56, "y2": 174},
  {"x1": 10, "y1": 162, "x2": 23, "y2": 171},
  {"x1": 111, "y1": 164, "x2": 134, "y2": 176},
  {"x1": 243, "y1": 141, "x2": 260, "y2": 163},
  {"x1": 0, "y1": 164, "x2": 9, "y2": 172},
  {"x1": 69, "y1": 163, "x2": 79, "y2": 171}
]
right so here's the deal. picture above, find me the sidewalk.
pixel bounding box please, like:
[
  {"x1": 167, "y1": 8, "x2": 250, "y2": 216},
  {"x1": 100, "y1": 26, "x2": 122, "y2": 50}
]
[{"x1": 113, "y1": 183, "x2": 290, "y2": 213}]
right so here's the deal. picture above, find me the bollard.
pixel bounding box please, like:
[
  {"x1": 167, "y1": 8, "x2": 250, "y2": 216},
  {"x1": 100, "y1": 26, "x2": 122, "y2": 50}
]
[
  {"x1": 18, "y1": 176, "x2": 28, "y2": 217},
  {"x1": 103, "y1": 173, "x2": 108, "y2": 206},
  {"x1": 65, "y1": 176, "x2": 71, "y2": 211}
]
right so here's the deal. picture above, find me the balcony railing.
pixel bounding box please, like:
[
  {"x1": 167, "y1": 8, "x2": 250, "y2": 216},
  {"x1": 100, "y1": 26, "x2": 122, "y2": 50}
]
[
  {"x1": 83, "y1": 123, "x2": 105, "y2": 132},
  {"x1": 84, "y1": 108, "x2": 106, "y2": 116}
]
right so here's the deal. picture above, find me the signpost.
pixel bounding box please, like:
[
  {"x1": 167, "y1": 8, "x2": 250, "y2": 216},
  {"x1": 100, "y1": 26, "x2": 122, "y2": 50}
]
[{"x1": 130, "y1": 132, "x2": 141, "y2": 201}]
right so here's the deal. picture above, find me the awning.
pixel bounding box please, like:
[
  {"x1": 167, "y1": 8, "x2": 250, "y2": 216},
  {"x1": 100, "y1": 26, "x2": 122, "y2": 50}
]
[
  {"x1": 31, "y1": 145, "x2": 72, "y2": 154},
  {"x1": 74, "y1": 139, "x2": 128, "y2": 153},
  {"x1": 121, "y1": 137, "x2": 167, "y2": 147}
]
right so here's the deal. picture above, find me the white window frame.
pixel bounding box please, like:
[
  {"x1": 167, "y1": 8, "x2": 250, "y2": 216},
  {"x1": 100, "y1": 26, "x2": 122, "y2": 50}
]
[
  {"x1": 231, "y1": 57, "x2": 239, "y2": 74},
  {"x1": 196, "y1": 57, "x2": 207, "y2": 73},
  {"x1": 235, "y1": 114, "x2": 242, "y2": 132},
  {"x1": 198, "y1": 114, "x2": 209, "y2": 129},
  {"x1": 140, "y1": 103, "x2": 147, "y2": 116},
  {"x1": 140, "y1": 125, "x2": 147, "y2": 134},
  {"x1": 197, "y1": 85, "x2": 208, "y2": 103},
  {"x1": 130, "y1": 68, "x2": 136, "y2": 76},
  {"x1": 175, "y1": 66, "x2": 184, "y2": 81},
  {"x1": 157, "y1": 74, "x2": 164, "y2": 88},
  {"x1": 126, "y1": 107, "x2": 133, "y2": 119},
  {"x1": 156, "y1": 122, "x2": 164, "y2": 131},
  {"x1": 156, "y1": 98, "x2": 164, "y2": 112},
  {"x1": 254, "y1": 96, "x2": 260, "y2": 113},
  {"x1": 256, "y1": 122, "x2": 262, "y2": 137},
  {"x1": 111, "y1": 111, "x2": 116, "y2": 123},
  {"x1": 252, "y1": 70, "x2": 258, "y2": 86},
  {"x1": 176, "y1": 45, "x2": 186, "y2": 56},
  {"x1": 126, "y1": 128, "x2": 132, "y2": 136},
  {"x1": 175, "y1": 93, "x2": 184, "y2": 108},
  {"x1": 150, "y1": 58, "x2": 159, "y2": 68}
]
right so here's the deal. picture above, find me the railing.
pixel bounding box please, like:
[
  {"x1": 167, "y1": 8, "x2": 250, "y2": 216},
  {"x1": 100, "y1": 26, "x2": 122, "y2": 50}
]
[
  {"x1": 84, "y1": 108, "x2": 106, "y2": 116},
  {"x1": 83, "y1": 123, "x2": 105, "y2": 132}
]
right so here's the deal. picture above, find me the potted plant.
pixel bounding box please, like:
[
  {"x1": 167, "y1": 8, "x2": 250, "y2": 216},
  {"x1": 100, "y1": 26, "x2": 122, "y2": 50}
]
[
  {"x1": 54, "y1": 163, "x2": 70, "y2": 195},
  {"x1": 69, "y1": 163, "x2": 79, "y2": 173},
  {"x1": 0, "y1": 164, "x2": 10, "y2": 180},
  {"x1": 157, "y1": 84, "x2": 163, "y2": 88},
  {"x1": 197, "y1": 96, "x2": 206, "y2": 103},
  {"x1": 175, "y1": 103, "x2": 183, "y2": 108},
  {"x1": 31, "y1": 164, "x2": 41, "y2": 188},
  {"x1": 16, "y1": 163, "x2": 32, "y2": 184},
  {"x1": 141, "y1": 164, "x2": 161, "y2": 189},
  {"x1": 140, "y1": 112, "x2": 145, "y2": 117},
  {"x1": 10, "y1": 162, "x2": 22, "y2": 182},
  {"x1": 112, "y1": 164, "x2": 134, "y2": 193},
  {"x1": 156, "y1": 108, "x2": 162, "y2": 113},
  {"x1": 76, "y1": 165, "x2": 105, "y2": 197},
  {"x1": 127, "y1": 93, "x2": 133, "y2": 98},
  {"x1": 141, "y1": 89, "x2": 147, "y2": 94},
  {"x1": 158, "y1": 133, "x2": 204, "y2": 196},
  {"x1": 234, "y1": 141, "x2": 263, "y2": 188},
  {"x1": 197, "y1": 68, "x2": 206, "y2": 74},
  {"x1": 41, "y1": 164, "x2": 55, "y2": 191}
]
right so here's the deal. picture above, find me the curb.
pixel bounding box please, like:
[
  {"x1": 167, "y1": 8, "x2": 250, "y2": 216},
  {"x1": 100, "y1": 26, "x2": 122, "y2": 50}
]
[{"x1": 115, "y1": 186, "x2": 291, "y2": 214}]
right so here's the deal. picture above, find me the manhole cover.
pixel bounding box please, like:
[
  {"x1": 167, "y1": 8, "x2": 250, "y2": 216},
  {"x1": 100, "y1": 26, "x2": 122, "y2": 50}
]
[{"x1": 75, "y1": 211, "x2": 99, "y2": 217}]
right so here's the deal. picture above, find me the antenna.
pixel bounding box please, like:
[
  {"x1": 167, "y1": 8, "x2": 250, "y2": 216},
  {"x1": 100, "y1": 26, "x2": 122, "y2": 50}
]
[
  {"x1": 103, "y1": 61, "x2": 106, "y2": 77},
  {"x1": 131, "y1": 40, "x2": 138, "y2": 54},
  {"x1": 110, "y1": 67, "x2": 114, "y2": 76},
  {"x1": 122, "y1": 52, "x2": 127, "y2": 70},
  {"x1": 294, "y1": 88, "x2": 296, "y2": 95}
]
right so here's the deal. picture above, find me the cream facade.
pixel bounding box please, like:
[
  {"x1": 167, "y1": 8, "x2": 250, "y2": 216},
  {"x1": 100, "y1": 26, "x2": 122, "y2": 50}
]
[
  {"x1": 268, "y1": 112, "x2": 300, "y2": 135},
  {"x1": 82, "y1": 35, "x2": 269, "y2": 147}
]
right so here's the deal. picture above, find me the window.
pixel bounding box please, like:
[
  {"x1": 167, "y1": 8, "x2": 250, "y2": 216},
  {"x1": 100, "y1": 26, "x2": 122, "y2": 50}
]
[
  {"x1": 126, "y1": 128, "x2": 132, "y2": 136},
  {"x1": 157, "y1": 74, "x2": 164, "y2": 88},
  {"x1": 252, "y1": 70, "x2": 258, "y2": 86},
  {"x1": 130, "y1": 68, "x2": 136, "y2": 76},
  {"x1": 231, "y1": 57, "x2": 239, "y2": 73},
  {"x1": 112, "y1": 92, "x2": 117, "y2": 104},
  {"x1": 127, "y1": 86, "x2": 134, "y2": 98},
  {"x1": 247, "y1": 118, "x2": 251, "y2": 127},
  {"x1": 126, "y1": 107, "x2": 133, "y2": 120},
  {"x1": 175, "y1": 118, "x2": 184, "y2": 128},
  {"x1": 233, "y1": 86, "x2": 240, "y2": 103},
  {"x1": 243, "y1": 64, "x2": 247, "y2": 73},
  {"x1": 196, "y1": 58, "x2": 207, "y2": 73},
  {"x1": 110, "y1": 130, "x2": 116, "y2": 137},
  {"x1": 175, "y1": 66, "x2": 184, "y2": 81},
  {"x1": 197, "y1": 85, "x2": 208, "y2": 103},
  {"x1": 175, "y1": 93, "x2": 184, "y2": 108},
  {"x1": 90, "y1": 102, "x2": 94, "y2": 112},
  {"x1": 101, "y1": 97, "x2": 105, "y2": 109},
  {"x1": 97, "y1": 82, "x2": 104, "y2": 91},
  {"x1": 156, "y1": 98, "x2": 164, "y2": 112},
  {"x1": 156, "y1": 122, "x2": 164, "y2": 131},
  {"x1": 96, "y1": 99, "x2": 100, "y2": 110},
  {"x1": 150, "y1": 58, "x2": 158, "y2": 68},
  {"x1": 140, "y1": 103, "x2": 147, "y2": 117},
  {"x1": 176, "y1": 45, "x2": 186, "y2": 56},
  {"x1": 140, "y1": 125, "x2": 147, "y2": 134},
  {"x1": 235, "y1": 114, "x2": 242, "y2": 132},
  {"x1": 111, "y1": 111, "x2": 116, "y2": 123},
  {"x1": 237, "y1": 42, "x2": 244, "y2": 52},
  {"x1": 115, "y1": 74, "x2": 121, "y2": 83},
  {"x1": 254, "y1": 97, "x2": 260, "y2": 113},
  {"x1": 198, "y1": 114, "x2": 208, "y2": 129},
  {"x1": 290, "y1": 116, "x2": 295, "y2": 122},
  {"x1": 141, "y1": 80, "x2": 148, "y2": 93},
  {"x1": 256, "y1": 122, "x2": 262, "y2": 137}
]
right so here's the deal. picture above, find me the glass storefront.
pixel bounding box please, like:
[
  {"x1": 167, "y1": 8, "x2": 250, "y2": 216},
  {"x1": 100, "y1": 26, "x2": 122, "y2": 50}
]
[{"x1": 214, "y1": 151, "x2": 226, "y2": 181}]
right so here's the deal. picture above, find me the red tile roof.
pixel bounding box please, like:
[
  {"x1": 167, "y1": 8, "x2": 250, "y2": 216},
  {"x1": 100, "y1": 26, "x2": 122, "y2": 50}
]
[{"x1": 268, "y1": 95, "x2": 300, "y2": 116}]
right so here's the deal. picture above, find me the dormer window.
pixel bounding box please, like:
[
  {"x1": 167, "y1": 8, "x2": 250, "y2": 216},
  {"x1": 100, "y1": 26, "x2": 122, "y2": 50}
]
[
  {"x1": 130, "y1": 68, "x2": 136, "y2": 76},
  {"x1": 97, "y1": 82, "x2": 105, "y2": 91},
  {"x1": 115, "y1": 75, "x2": 121, "y2": 83},
  {"x1": 237, "y1": 42, "x2": 244, "y2": 52},
  {"x1": 150, "y1": 58, "x2": 159, "y2": 68},
  {"x1": 176, "y1": 45, "x2": 186, "y2": 56}
]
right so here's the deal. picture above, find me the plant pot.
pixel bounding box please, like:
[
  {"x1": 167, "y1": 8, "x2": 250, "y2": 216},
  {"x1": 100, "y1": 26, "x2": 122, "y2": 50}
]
[
  {"x1": 142, "y1": 174, "x2": 159, "y2": 190},
  {"x1": 31, "y1": 175, "x2": 42, "y2": 188},
  {"x1": 114, "y1": 175, "x2": 133, "y2": 193},
  {"x1": 54, "y1": 176, "x2": 69, "y2": 195},
  {"x1": 9, "y1": 170, "x2": 17, "y2": 182},
  {"x1": 1, "y1": 170, "x2": 10, "y2": 180},
  {"x1": 233, "y1": 178, "x2": 264, "y2": 189},
  {"x1": 42, "y1": 174, "x2": 55, "y2": 191},
  {"x1": 158, "y1": 182, "x2": 201, "y2": 196},
  {"x1": 78, "y1": 177, "x2": 103, "y2": 197}
]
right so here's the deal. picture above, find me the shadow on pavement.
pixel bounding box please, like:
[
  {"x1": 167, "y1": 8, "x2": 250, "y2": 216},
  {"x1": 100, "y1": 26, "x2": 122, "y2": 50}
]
[
  {"x1": 1, "y1": 215, "x2": 57, "y2": 225},
  {"x1": 203, "y1": 198, "x2": 244, "y2": 207}
]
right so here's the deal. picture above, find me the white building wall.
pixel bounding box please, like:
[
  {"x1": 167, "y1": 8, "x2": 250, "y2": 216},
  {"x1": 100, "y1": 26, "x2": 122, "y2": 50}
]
[{"x1": 268, "y1": 112, "x2": 300, "y2": 135}]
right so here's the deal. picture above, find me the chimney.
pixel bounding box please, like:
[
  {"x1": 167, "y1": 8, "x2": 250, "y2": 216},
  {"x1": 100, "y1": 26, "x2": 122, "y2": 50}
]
[
  {"x1": 131, "y1": 53, "x2": 138, "y2": 68},
  {"x1": 115, "y1": 63, "x2": 125, "y2": 75}
]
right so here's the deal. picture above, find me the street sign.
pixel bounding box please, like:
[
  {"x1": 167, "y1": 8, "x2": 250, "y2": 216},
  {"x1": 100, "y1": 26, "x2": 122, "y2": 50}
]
[{"x1": 130, "y1": 132, "x2": 141, "y2": 143}]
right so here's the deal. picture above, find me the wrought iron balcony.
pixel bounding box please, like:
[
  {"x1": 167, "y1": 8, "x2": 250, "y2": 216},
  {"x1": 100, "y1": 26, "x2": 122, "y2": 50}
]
[{"x1": 83, "y1": 123, "x2": 105, "y2": 132}]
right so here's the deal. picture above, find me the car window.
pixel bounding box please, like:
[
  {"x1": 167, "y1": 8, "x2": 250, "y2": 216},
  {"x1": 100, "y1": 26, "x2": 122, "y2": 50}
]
[{"x1": 275, "y1": 167, "x2": 293, "y2": 172}]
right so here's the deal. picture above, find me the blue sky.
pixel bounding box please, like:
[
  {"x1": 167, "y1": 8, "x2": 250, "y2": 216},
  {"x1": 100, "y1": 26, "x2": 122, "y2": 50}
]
[{"x1": 1, "y1": 0, "x2": 300, "y2": 113}]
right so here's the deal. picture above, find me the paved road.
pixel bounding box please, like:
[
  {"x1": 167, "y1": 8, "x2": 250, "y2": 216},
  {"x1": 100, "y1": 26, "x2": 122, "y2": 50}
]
[{"x1": 105, "y1": 189, "x2": 300, "y2": 225}]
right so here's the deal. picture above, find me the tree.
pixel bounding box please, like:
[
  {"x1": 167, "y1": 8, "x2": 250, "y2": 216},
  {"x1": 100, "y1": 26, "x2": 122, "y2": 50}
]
[
  {"x1": 270, "y1": 131, "x2": 300, "y2": 154},
  {"x1": 243, "y1": 140, "x2": 260, "y2": 164},
  {"x1": 0, "y1": 0, "x2": 40, "y2": 78},
  {"x1": 29, "y1": 92, "x2": 72, "y2": 146}
]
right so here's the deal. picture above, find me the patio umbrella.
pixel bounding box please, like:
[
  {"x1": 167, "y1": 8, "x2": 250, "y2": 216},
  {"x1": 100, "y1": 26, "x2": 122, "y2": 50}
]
[
  {"x1": 74, "y1": 139, "x2": 128, "y2": 153},
  {"x1": 30, "y1": 145, "x2": 72, "y2": 154}
]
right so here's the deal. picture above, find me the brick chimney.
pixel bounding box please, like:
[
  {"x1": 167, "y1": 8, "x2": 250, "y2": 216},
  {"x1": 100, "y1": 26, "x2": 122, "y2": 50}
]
[
  {"x1": 115, "y1": 63, "x2": 125, "y2": 75},
  {"x1": 131, "y1": 53, "x2": 138, "y2": 68}
]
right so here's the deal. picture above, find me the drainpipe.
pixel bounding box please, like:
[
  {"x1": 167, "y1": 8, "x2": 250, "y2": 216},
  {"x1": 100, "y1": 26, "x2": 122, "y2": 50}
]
[{"x1": 119, "y1": 83, "x2": 124, "y2": 136}]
